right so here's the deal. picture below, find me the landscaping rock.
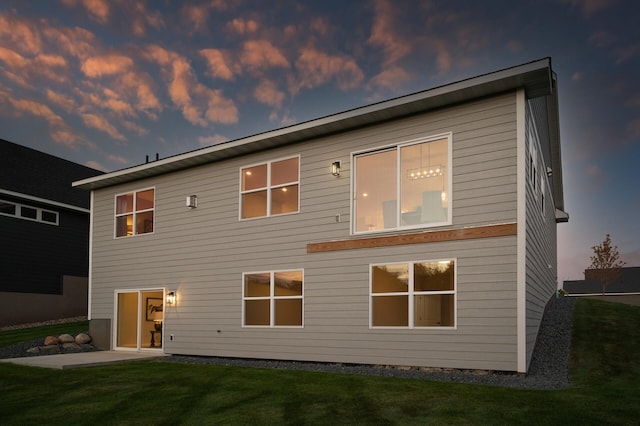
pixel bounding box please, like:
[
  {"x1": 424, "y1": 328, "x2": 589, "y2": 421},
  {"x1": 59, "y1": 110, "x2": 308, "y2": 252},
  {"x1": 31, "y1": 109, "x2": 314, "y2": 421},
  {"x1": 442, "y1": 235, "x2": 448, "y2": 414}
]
[
  {"x1": 62, "y1": 343, "x2": 81, "y2": 352},
  {"x1": 75, "y1": 333, "x2": 91, "y2": 344},
  {"x1": 44, "y1": 336, "x2": 59, "y2": 346},
  {"x1": 58, "y1": 334, "x2": 74, "y2": 344}
]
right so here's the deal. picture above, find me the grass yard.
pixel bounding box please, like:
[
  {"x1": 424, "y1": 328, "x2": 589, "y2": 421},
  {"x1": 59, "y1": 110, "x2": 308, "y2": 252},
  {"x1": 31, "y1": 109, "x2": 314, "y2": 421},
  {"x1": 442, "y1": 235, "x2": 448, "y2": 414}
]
[{"x1": 1, "y1": 299, "x2": 638, "y2": 425}]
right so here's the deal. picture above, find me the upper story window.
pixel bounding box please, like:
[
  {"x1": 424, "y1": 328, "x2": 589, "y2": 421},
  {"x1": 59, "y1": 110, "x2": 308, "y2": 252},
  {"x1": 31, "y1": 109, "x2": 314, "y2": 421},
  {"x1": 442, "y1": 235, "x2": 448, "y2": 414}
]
[
  {"x1": 353, "y1": 134, "x2": 451, "y2": 234},
  {"x1": 0, "y1": 199, "x2": 59, "y2": 225},
  {"x1": 243, "y1": 270, "x2": 304, "y2": 327},
  {"x1": 370, "y1": 259, "x2": 456, "y2": 328},
  {"x1": 240, "y1": 156, "x2": 299, "y2": 219},
  {"x1": 115, "y1": 188, "x2": 155, "y2": 238}
]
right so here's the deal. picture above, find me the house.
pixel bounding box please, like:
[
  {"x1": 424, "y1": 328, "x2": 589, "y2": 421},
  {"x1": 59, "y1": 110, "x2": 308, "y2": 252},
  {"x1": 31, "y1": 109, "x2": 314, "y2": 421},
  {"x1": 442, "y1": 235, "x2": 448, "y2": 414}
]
[
  {"x1": 0, "y1": 139, "x2": 103, "y2": 327},
  {"x1": 563, "y1": 267, "x2": 640, "y2": 303},
  {"x1": 74, "y1": 58, "x2": 568, "y2": 373}
]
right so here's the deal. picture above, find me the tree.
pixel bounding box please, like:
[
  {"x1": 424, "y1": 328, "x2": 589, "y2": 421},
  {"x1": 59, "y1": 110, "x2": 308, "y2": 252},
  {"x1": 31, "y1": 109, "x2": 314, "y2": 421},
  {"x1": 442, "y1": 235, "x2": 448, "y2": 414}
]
[{"x1": 586, "y1": 234, "x2": 625, "y2": 295}]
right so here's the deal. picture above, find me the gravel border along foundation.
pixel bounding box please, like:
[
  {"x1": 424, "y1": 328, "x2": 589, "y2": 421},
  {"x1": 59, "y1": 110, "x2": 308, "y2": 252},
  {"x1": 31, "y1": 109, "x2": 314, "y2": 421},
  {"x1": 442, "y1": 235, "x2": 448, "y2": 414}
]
[{"x1": 1, "y1": 298, "x2": 575, "y2": 389}]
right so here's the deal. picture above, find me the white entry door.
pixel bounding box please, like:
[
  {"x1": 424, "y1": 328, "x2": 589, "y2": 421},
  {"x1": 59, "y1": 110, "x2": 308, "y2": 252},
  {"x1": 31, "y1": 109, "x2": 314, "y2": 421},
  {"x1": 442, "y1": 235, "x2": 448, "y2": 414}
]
[{"x1": 115, "y1": 289, "x2": 164, "y2": 351}]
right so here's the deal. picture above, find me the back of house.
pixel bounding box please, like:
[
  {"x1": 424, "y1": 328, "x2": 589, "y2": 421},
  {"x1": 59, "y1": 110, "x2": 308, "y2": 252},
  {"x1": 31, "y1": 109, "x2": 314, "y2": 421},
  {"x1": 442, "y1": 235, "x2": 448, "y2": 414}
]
[{"x1": 75, "y1": 58, "x2": 568, "y2": 373}]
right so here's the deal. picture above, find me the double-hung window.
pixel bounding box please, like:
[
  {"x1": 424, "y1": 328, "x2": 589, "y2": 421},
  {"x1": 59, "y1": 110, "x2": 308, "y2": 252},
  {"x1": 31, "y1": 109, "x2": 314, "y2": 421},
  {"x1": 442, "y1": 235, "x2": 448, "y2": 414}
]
[
  {"x1": 370, "y1": 260, "x2": 455, "y2": 328},
  {"x1": 115, "y1": 188, "x2": 155, "y2": 237},
  {"x1": 353, "y1": 134, "x2": 451, "y2": 233},
  {"x1": 243, "y1": 270, "x2": 303, "y2": 327},
  {"x1": 240, "y1": 156, "x2": 299, "y2": 219}
]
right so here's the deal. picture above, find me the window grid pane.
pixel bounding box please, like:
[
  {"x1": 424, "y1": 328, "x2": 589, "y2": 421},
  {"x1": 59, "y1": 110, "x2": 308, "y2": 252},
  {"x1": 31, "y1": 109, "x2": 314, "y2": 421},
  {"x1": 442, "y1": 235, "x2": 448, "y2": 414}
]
[
  {"x1": 371, "y1": 260, "x2": 455, "y2": 328},
  {"x1": 115, "y1": 189, "x2": 154, "y2": 238},
  {"x1": 240, "y1": 157, "x2": 299, "y2": 219},
  {"x1": 244, "y1": 270, "x2": 303, "y2": 327}
]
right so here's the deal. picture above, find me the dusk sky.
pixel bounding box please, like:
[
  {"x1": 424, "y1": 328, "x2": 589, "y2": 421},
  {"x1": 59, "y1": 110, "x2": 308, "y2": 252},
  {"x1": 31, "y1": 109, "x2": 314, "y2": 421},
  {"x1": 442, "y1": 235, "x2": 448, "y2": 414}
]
[{"x1": 1, "y1": 0, "x2": 638, "y2": 283}]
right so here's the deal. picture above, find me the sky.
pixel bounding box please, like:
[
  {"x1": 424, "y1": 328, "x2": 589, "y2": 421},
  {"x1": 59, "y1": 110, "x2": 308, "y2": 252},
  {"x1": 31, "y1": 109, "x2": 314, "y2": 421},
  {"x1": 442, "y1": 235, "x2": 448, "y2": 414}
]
[{"x1": 0, "y1": 0, "x2": 638, "y2": 283}]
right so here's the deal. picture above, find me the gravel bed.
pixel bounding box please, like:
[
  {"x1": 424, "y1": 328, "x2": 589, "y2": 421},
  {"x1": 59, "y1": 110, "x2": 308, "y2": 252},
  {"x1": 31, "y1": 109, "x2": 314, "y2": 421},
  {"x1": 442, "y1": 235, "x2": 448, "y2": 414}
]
[
  {"x1": 1, "y1": 298, "x2": 574, "y2": 389},
  {"x1": 162, "y1": 297, "x2": 576, "y2": 390}
]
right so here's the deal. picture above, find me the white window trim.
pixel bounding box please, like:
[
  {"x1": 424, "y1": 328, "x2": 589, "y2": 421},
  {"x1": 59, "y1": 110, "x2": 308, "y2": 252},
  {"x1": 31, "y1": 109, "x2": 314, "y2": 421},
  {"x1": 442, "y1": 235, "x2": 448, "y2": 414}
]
[
  {"x1": 238, "y1": 155, "x2": 301, "y2": 221},
  {"x1": 0, "y1": 199, "x2": 59, "y2": 225},
  {"x1": 113, "y1": 187, "x2": 155, "y2": 238},
  {"x1": 350, "y1": 132, "x2": 453, "y2": 235},
  {"x1": 369, "y1": 258, "x2": 457, "y2": 330},
  {"x1": 242, "y1": 269, "x2": 304, "y2": 328}
]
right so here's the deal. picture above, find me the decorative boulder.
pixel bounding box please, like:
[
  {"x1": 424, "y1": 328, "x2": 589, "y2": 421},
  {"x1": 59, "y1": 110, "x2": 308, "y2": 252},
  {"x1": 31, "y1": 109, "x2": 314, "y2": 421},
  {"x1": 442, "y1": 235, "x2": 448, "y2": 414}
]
[
  {"x1": 75, "y1": 333, "x2": 91, "y2": 344},
  {"x1": 58, "y1": 334, "x2": 75, "y2": 344},
  {"x1": 44, "y1": 336, "x2": 59, "y2": 346}
]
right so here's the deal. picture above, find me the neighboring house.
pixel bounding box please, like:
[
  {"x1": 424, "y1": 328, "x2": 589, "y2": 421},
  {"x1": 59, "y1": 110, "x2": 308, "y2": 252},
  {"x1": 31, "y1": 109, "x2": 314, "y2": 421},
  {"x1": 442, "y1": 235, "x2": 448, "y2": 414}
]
[
  {"x1": 563, "y1": 267, "x2": 640, "y2": 296},
  {"x1": 0, "y1": 139, "x2": 103, "y2": 327},
  {"x1": 74, "y1": 58, "x2": 568, "y2": 373}
]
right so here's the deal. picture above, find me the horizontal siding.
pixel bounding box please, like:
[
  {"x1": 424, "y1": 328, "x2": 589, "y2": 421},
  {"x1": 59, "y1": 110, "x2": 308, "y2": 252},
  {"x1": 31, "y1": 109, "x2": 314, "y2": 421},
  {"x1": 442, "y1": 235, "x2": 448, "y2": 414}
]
[
  {"x1": 524, "y1": 103, "x2": 558, "y2": 369},
  {"x1": 90, "y1": 92, "x2": 520, "y2": 371}
]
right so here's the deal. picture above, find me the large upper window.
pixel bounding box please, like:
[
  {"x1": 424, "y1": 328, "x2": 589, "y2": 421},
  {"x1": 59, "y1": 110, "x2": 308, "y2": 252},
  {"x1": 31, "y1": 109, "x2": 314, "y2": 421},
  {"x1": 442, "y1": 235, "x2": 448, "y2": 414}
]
[
  {"x1": 370, "y1": 260, "x2": 455, "y2": 328},
  {"x1": 240, "y1": 156, "x2": 299, "y2": 219},
  {"x1": 243, "y1": 270, "x2": 303, "y2": 327},
  {"x1": 353, "y1": 134, "x2": 450, "y2": 233},
  {"x1": 115, "y1": 188, "x2": 155, "y2": 237}
]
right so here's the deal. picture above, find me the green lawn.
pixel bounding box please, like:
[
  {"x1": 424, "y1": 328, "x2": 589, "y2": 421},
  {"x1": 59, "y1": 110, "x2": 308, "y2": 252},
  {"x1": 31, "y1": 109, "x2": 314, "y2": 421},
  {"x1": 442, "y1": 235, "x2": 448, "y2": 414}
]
[{"x1": 1, "y1": 299, "x2": 638, "y2": 425}]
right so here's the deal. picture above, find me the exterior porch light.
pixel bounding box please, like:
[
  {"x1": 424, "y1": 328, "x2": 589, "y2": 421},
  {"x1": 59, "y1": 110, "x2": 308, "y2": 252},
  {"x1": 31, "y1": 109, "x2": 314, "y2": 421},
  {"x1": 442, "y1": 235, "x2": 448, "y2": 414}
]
[
  {"x1": 331, "y1": 161, "x2": 340, "y2": 176},
  {"x1": 166, "y1": 291, "x2": 176, "y2": 305}
]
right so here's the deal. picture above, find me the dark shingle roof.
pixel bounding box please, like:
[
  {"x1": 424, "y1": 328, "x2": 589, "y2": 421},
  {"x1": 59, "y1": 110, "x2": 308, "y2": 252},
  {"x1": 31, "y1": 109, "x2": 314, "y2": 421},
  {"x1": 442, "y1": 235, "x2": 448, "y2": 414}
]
[{"x1": 0, "y1": 139, "x2": 103, "y2": 209}]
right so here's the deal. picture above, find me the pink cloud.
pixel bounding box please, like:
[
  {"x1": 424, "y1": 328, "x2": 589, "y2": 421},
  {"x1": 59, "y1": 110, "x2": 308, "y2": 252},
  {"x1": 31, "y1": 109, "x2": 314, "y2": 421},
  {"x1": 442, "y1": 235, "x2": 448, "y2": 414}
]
[
  {"x1": 586, "y1": 165, "x2": 604, "y2": 178},
  {"x1": 46, "y1": 89, "x2": 77, "y2": 113},
  {"x1": 147, "y1": 45, "x2": 238, "y2": 126},
  {"x1": 0, "y1": 47, "x2": 28, "y2": 69},
  {"x1": 81, "y1": 54, "x2": 134, "y2": 78},
  {"x1": 0, "y1": 12, "x2": 42, "y2": 55},
  {"x1": 118, "y1": 71, "x2": 162, "y2": 116},
  {"x1": 107, "y1": 154, "x2": 128, "y2": 165},
  {"x1": 254, "y1": 79, "x2": 285, "y2": 108},
  {"x1": 122, "y1": 119, "x2": 149, "y2": 136},
  {"x1": 200, "y1": 49, "x2": 237, "y2": 81},
  {"x1": 227, "y1": 18, "x2": 259, "y2": 35},
  {"x1": 368, "y1": 0, "x2": 412, "y2": 67},
  {"x1": 85, "y1": 160, "x2": 107, "y2": 171},
  {"x1": 563, "y1": 0, "x2": 617, "y2": 17},
  {"x1": 43, "y1": 26, "x2": 96, "y2": 60},
  {"x1": 62, "y1": 0, "x2": 110, "y2": 24},
  {"x1": 240, "y1": 40, "x2": 290, "y2": 74},
  {"x1": 293, "y1": 47, "x2": 364, "y2": 93},
  {"x1": 506, "y1": 40, "x2": 523, "y2": 54},
  {"x1": 198, "y1": 134, "x2": 229, "y2": 147},
  {"x1": 81, "y1": 113, "x2": 126, "y2": 141},
  {"x1": 369, "y1": 66, "x2": 411, "y2": 91},
  {"x1": 182, "y1": 4, "x2": 210, "y2": 33}
]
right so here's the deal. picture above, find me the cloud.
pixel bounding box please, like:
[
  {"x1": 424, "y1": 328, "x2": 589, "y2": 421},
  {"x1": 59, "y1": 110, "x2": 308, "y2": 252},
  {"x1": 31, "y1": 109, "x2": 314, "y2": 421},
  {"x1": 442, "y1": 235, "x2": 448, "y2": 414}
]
[
  {"x1": 81, "y1": 113, "x2": 126, "y2": 140},
  {"x1": 0, "y1": 46, "x2": 28, "y2": 69},
  {"x1": 107, "y1": 154, "x2": 128, "y2": 165},
  {"x1": 586, "y1": 165, "x2": 604, "y2": 178},
  {"x1": 240, "y1": 40, "x2": 290, "y2": 74},
  {"x1": 85, "y1": 160, "x2": 107, "y2": 171},
  {"x1": 0, "y1": 12, "x2": 42, "y2": 55},
  {"x1": 198, "y1": 134, "x2": 229, "y2": 147},
  {"x1": 227, "y1": 18, "x2": 259, "y2": 35},
  {"x1": 293, "y1": 47, "x2": 364, "y2": 93},
  {"x1": 43, "y1": 25, "x2": 97, "y2": 60},
  {"x1": 254, "y1": 79, "x2": 285, "y2": 108},
  {"x1": 62, "y1": 0, "x2": 110, "y2": 24},
  {"x1": 146, "y1": 45, "x2": 238, "y2": 126},
  {"x1": 368, "y1": 66, "x2": 411, "y2": 92},
  {"x1": 571, "y1": 72, "x2": 583, "y2": 81},
  {"x1": 200, "y1": 49, "x2": 237, "y2": 81},
  {"x1": 5, "y1": 95, "x2": 81, "y2": 147},
  {"x1": 368, "y1": 0, "x2": 412, "y2": 67},
  {"x1": 563, "y1": 0, "x2": 618, "y2": 17},
  {"x1": 118, "y1": 71, "x2": 162, "y2": 115},
  {"x1": 506, "y1": 40, "x2": 523, "y2": 53},
  {"x1": 46, "y1": 89, "x2": 77, "y2": 112},
  {"x1": 81, "y1": 54, "x2": 134, "y2": 78}
]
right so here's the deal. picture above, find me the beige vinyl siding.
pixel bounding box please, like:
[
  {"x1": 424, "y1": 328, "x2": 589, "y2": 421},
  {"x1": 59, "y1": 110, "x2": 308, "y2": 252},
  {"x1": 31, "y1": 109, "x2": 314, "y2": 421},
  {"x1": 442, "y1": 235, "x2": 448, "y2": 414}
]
[
  {"x1": 90, "y1": 92, "x2": 520, "y2": 371},
  {"x1": 524, "y1": 101, "x2": 558, "y2": 369}
]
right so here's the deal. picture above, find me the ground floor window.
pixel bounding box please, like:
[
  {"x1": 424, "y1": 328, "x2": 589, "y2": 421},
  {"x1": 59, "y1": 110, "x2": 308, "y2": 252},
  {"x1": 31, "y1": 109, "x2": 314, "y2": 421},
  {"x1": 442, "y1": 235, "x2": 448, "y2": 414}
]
[
  {"x1": 370, "y1": 259, "x2": 455, "y2": 328},
  {"x1": 243, "y1": 270, "x2": 303, "y2": 327}
]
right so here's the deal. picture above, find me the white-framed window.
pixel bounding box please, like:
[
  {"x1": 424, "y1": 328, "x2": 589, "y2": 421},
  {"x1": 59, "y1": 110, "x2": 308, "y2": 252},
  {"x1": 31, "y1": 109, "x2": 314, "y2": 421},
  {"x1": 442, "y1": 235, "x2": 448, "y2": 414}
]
[
  {"x1": 242, "y1": 270, "x2": 304, "y2": 327},
  {"x1": 352, "y1": 133, "x2": 451, "y2": 234},
  {"x1": 0, "y1": 199, "x2": 59, "y2": 225},
  {"x1": 114, "y1": 188, "x2": 155, "y2": 238},
  {"x1": 240, "y1": 156, "x2": 300, "y2": 220},
  {"x1": 370, "y1": 259, "x2": 456, "y2": 328}
]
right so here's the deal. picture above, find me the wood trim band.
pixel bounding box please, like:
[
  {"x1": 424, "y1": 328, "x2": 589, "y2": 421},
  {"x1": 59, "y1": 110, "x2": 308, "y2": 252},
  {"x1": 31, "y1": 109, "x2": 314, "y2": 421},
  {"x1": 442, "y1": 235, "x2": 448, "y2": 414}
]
[{"x1": 307, "y1": 223, "x2": 517, "y2": 253}]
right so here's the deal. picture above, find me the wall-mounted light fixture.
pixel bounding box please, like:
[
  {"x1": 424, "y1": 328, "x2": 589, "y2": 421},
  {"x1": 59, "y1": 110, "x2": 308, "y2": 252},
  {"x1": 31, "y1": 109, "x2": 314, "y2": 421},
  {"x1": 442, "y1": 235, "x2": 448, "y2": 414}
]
[
  {"x1": 546, "y1": 167, "x2": 553, "y2": 177},
  {"x1": 186, "y1": 195, "x2": 197, "y2": 208},
  {"x1": 166, "y1": 291, "x2": 176, "y2": 305},
  {"x1": 331, "y1": 161, "x2": 341, "y2": 176}
]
